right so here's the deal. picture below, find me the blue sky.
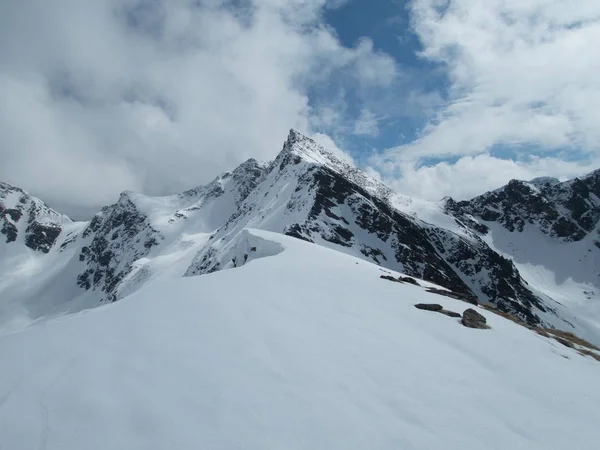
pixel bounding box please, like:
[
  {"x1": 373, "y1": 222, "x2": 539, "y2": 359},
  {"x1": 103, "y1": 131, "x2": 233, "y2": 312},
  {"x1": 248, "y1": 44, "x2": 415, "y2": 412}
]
[
  {"x1": 0, "y1": 0, "x2": 598, "y2": 215},
  {"x1": 323, "y1": 0, "x2": 441, "y2": 151},
  {"x1": 324, "y1": 0, "x2": 598, "y2": 199}
]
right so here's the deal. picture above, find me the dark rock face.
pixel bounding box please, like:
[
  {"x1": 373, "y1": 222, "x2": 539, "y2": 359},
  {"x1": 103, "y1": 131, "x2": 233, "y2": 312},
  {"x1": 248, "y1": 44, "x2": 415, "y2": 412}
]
[
  {"x1": 462, "y1": 309, "x2": 489, "y2": 329},
  {"x1": 0, "y1": 182, "x2": 69, "y2": 250},
  {"x1": 299, "y1": 164, "x2": 548, "y2": 325},
  {"x1": 1, "y1": 218, "x2": 18, "y2": 243},
  {"x1": 24, "y1": 222, "x2": 62, "y2": 253},
  {"x1": 446, "y1": 170, "x2": 600, "y2": 244},
  {"x1": 442, "y1": 169, "x2": 600, "y2": 324},
  {"x1": 286, "y1": 165, "x2": 476, "y2": 298},
  {"x1": 76, "y1": 195, "x2": 162, "y2": 301}
]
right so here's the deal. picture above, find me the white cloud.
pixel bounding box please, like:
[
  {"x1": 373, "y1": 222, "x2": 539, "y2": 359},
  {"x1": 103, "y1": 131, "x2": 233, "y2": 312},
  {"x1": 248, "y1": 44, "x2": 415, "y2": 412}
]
[
  {"x1": 365, "y1": 0, "x2": 600, "y2": 201},
  {"x1": 379, "y1": 0, "x2": 600, "y2": 166},
  {"x1": 351, "y1": 38, "x2": 398, "y2": 88},
  {"x1": 0, "y1": 0, "x2": 396, "y2": 215},
  {"x1": 310, "y1": 132, "x2": 355, "y2": 165},
  {"x1": 380, "y1": 154, "x2": 599, "y2": 201},
  {"x1": 353, "y1": 109, "x2": 379, "y2": 137}
]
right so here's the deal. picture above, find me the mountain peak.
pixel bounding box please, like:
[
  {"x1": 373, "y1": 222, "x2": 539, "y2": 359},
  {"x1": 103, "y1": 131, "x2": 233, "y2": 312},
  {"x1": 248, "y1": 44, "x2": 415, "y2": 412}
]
[
  {"x1": 282, "y1": 129, "x2": 324, "y2": 157},
  {"x1": 279, "y1": 129, "x2": 351, "y2": 170},
  {"x1": 274, "y1": 129, "x2": 397, "y2": 204},
  {"x1": 286, "y1": 128, "x2": 310, "y2": 144},
  {"x1": 529, "y1": 176, "x2": 560, "y2": 187},
  {"x1": 0, "y1": 181, "x2": 24, "y2": 198}
]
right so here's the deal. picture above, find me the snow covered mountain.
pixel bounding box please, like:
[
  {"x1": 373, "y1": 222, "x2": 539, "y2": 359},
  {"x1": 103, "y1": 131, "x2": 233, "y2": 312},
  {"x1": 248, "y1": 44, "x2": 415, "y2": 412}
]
[
  {"x1": 2, "y1": 133, "x2": 600, "y2": 449},
  {"x1": 1, "y1": 230, "x2": 600, "y2": 450},
  {"x1": 445, "y1": 169, "x2": 600, "y2": 341},
  {"x1": 0, "y1": 182, "x2": 72, "y2": 253},
  {"x1": 1, "y1": 131, "x2": 599, "y2": 344}
]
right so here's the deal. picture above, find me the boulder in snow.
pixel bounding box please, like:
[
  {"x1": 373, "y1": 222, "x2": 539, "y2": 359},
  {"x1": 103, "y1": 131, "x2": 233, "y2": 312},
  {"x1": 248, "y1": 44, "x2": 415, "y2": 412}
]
[{"x1": 462, "y1": 308, "x2": 489, "y2": 329}]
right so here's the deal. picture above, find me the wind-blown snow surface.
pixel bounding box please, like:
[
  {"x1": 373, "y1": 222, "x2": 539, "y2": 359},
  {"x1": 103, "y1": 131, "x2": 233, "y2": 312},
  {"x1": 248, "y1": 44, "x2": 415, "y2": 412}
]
[{"x1": 1, "y1": 230, "x2": 599, "y2": 450}]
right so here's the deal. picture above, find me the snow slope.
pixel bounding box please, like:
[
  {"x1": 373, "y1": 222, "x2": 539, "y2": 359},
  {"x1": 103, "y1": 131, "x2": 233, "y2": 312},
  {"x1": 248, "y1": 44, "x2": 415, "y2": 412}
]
[
  {"x1": 480, "y1": 221, "x2": 600, "y2": 342},
  {"x1": 1, "y1": 230, "x2": 598, "y2": 450}
]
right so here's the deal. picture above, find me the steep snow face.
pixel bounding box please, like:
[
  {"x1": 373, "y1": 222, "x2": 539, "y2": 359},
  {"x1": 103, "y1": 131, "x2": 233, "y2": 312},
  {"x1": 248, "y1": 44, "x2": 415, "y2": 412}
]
[
  {"x1": 0, "y1": 184, "x2": 85, "y2": 330},
  {"x1": 1, "y1": 230, "x2": 599, "y2": 450}
]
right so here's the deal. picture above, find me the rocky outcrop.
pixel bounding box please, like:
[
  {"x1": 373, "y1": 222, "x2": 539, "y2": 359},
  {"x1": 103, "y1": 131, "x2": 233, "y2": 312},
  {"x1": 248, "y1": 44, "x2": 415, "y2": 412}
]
[
  {"x1": 462, "y1": 309, "x2": 489, "y2": 329},
  {"x1": 0, "y1": 182, "x2": 71, "y2": 252},
  {"x1": 446, "y1": 169, "x2": 600, "y2": 244},
  {"x1": 75, "y1": 193, "x2": 162, "y2": 301}
]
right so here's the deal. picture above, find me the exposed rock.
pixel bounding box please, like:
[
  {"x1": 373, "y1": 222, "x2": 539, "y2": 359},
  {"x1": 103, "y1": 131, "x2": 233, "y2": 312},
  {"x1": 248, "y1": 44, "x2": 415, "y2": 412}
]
[
  {"x1": 24, "y1": 222, "x2": 62, "y2": 253},
  {"x1": 1, "y1": 219, "x2": 18, "y2": 243},
  {"x1": 76, "y1": 194, "x2": 163, "y2": 301},
  {"x1": 442, "y1": 171, "x2": 600, "y2": 325},
  {"x1": 380, "y1": 275, "x2": 400, "y2": 283},
  {"x1": 399, "y1": 276, "x2": 420, "y2": 286},
  {"x1": 415, "y1": 303, "x2": 443, "y2": 312},
  {"x1": 380, "y1": 275, "x2": 420, "y2": 286},
  {"x1": 439, "y1": 310, "x2": 462, "y2": 318},
  {"x1": 0, "y1": 181, "x2": 70, "y2": 250},
  {"x1": 462, "y1": 308, "x2": 489, "y2": 329},
  {"x1": 446, "y1": 170, "x2": 600, "y2": 244},
  {"x1": 556, "y1": 337, "x2": 574, "y2": 349}
]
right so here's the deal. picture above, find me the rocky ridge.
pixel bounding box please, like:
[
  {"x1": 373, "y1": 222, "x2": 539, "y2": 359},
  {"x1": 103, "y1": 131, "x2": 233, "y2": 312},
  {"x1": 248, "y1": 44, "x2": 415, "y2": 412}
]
[{"x1": 1, "y1": 131, "x2": 598, "y2": 338}]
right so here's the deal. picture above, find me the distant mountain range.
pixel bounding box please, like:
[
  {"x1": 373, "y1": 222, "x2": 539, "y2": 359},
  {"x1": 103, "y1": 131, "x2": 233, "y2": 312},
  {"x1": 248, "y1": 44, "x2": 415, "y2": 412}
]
[{"x1": 1, "y1": 130, "x2": 599, "y2": 343}]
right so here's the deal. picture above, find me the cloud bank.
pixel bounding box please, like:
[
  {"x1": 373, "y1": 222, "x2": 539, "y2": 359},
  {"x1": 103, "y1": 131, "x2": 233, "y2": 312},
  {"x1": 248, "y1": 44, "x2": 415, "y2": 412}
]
[
  {"x1": 0, "y1": 0, "x2": 395, "y2": 215},
  {"x1": 374, "y1": 0, "x2": 600, "y2": 200},
  {"x1": 3, "y1": 0, "x2": 599, "y2": 212}
]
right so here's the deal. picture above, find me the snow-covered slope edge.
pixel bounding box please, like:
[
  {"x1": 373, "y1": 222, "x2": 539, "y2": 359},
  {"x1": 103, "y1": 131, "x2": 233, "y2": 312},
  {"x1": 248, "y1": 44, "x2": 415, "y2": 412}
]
[{"x1": 1, "y1": 230, "x2": 598, "y2": 450}]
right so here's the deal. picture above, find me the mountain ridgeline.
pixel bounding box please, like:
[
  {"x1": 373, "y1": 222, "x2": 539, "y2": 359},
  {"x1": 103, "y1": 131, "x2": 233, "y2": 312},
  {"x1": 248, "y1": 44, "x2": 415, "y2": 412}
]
[{"x1": 1, "y1": 130, "x2": 599, "y2": 339}]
